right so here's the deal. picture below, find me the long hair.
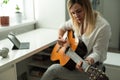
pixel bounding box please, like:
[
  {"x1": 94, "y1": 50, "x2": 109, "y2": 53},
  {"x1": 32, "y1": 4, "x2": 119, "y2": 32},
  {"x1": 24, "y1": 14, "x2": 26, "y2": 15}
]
[{"x1": 67, "y1": 0, "x2": 97, "y2": 36}]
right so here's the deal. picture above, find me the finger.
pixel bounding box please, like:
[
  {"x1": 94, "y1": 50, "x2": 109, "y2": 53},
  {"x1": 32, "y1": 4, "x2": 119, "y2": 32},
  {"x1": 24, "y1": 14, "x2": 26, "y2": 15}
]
[
  {"x1": 58, "y1": 38, "x2": 65, "y2": 43},
  {"x1": 57, "y1": 39, "x2": 64, "y2": 45},
  {"x1": 76, "y1": 62, "x2": 83, "y2": 72},
  {"x1": 85, "y1": 58, "x2": 94, "y2": 65},
  {"x1": 76, "y1": 66, "x2": 83, "y2": 72},
  {"x1": 58, "y1": 35, "x2": 62, "y2": 39},
  {"x1": 90, "y1": 59, "x2": 94, "y2": 64}
]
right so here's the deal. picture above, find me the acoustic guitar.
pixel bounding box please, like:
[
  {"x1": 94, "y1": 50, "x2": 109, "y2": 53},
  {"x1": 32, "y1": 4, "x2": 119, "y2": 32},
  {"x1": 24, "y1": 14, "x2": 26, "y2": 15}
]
[
  {"x1": 51, "y1": 30, "x2": 109, "y2": 80},
  {"x1": 51, "y1": 30, "x2": 87, "y2": 70}
]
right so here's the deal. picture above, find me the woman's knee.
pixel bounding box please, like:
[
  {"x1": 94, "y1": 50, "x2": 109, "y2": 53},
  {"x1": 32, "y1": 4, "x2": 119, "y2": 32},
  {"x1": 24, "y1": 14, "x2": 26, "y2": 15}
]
[{"x1": 47, "y1": 64, "x2": 61, "y2": 73}]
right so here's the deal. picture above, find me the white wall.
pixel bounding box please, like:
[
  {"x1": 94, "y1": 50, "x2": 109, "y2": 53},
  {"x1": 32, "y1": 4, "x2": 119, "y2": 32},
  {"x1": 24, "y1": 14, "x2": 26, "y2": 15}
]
[
  {"x1": 93, "y1": 0, "x2": 120, "y2": 49},
  {"x1": 34, "y1": 0, "x2": 66, "y2": 29},
  {"x1": 101, "y1": 0, "x2": 120, "y2": 49}
]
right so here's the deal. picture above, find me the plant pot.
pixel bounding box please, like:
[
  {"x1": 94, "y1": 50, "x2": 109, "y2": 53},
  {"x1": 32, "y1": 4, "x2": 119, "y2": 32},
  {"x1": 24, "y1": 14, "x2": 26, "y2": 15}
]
[
  {"x1": 15, "y1": 12, "x2": 22, "y2": 23},
  {"x1": 0, "y1": 16, "x2": 9, "y2": 26}
]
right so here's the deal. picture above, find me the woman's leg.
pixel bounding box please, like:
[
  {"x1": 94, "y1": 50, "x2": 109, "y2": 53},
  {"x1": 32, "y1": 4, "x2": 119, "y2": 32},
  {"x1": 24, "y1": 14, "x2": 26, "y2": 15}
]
[
  {"x1": 40, "y1": 64, "x2": 62, "y2": 80},
  {"x1": 40, "y1": 64, "x2": 89, "y2": 80}
]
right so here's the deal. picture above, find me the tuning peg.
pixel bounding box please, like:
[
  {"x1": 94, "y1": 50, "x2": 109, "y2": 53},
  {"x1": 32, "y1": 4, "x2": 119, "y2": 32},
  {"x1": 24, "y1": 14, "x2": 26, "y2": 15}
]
[
  {"x1": 89, "y1": 76, "x2": 92, "y2": 80},
  {"x1": 100, "y1": 74, "x2": 103, "y2": 78},
  {"x1": 98, "y1": 69, "x2": 101, "y2": 72},
  {"x1": 90, "y1": 74, "x2": 94, "y2": 77},
  {"x1": 102, "y1": 72, "x2": 105, "y2": 75},
  {"x1": 93, "y1": 76, "x2": 97, "y2": 80}
]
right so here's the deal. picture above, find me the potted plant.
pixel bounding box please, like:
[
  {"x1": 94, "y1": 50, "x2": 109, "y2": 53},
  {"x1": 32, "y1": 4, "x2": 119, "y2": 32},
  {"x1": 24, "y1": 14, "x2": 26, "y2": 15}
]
[
  {"x1": 0, "y1": 0, "x2": 10, "y2": 26},
  {"x1": 15, "y1": 4, "x2": 22, "y2": 23}
]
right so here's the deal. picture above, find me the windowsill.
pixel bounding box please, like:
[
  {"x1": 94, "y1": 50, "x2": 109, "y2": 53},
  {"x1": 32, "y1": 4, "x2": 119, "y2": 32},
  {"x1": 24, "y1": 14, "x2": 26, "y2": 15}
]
[{"x1": 0, "y1": 20, "x2": 36, "y2": 32}]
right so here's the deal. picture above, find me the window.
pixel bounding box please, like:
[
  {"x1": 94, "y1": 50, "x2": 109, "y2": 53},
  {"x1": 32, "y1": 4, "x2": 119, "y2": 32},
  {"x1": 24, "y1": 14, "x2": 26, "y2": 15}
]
[
  {"x1": 0, "y1": 0, "x2": 35, "y2": 24},
  {"x1": 0, "y1": 0, "x2": 23, "y2": 15},
  {"x1": 0, "y1": 0, "x2": 24, "y2": 24}
]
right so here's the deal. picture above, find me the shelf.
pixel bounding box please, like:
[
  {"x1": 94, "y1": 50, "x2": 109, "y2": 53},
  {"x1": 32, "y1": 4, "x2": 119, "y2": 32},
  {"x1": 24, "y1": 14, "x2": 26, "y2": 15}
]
[
  {"x1": 28, "y1": 60, "x2": 53, "y2": 69},
  {"x1": 37, "y1": 51, "x2": 51, "y2": 56},
  {"x1": 42, "y1": 45, "x2": 54, "y2": 53},
  {"x1": 28, "y1": 46, "x2": 55, "y2": 80},
  {"x1": 28, "y1": 75, "x2": 41, "y2": 80}
]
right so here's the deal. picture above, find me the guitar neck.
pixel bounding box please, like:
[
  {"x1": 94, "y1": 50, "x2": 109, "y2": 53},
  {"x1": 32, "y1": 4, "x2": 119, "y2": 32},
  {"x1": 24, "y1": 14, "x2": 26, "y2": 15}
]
[{"x1": 66, "y1": 48, "x2": 90, "y2": 72}]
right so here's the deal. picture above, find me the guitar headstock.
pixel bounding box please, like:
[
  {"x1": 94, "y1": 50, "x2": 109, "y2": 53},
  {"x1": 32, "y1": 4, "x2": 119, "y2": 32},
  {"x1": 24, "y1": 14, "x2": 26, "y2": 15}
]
[{"x1": 86, "y1": 66, "x2": 109, "y2": 80}]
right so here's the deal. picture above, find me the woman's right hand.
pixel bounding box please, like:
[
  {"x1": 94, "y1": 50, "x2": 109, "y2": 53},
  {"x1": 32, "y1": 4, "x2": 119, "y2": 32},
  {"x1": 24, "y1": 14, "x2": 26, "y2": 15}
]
[{"x1": 57, "y1": 36, "x2": 67, "y2": 46}]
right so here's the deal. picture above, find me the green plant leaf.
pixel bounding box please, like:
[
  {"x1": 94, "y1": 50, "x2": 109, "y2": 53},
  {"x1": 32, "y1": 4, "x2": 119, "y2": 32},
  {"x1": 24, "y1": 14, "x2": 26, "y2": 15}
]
[
  {"x1": 16, "y1": 5, "x2": 20, "y2": 10},
  {"x1": 2, "y1": 0, "x2": 9, "y2": 4}
]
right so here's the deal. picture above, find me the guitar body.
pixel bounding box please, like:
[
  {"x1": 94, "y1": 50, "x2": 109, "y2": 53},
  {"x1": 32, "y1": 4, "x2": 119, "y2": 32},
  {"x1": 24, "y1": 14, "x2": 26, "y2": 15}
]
[
  {"x1": 51, "y1": 30, "x2": 87, "y2": 70},
  {"x1": 51, "y1": 43, "x2": 70, "y2": 66},
  {"x1": 51, "y1": 42, "x2": 76, "y2": 70}
]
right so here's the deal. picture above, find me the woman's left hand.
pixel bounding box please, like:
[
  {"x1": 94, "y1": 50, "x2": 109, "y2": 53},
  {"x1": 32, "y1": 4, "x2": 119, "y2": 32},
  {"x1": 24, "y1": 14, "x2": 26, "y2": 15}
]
[
  {"x1": 85, "y1": 57, "x2": 94, "y2": 65},
  {"x1": 75, "y1": 61, "x2": 84, "y2": 72}
]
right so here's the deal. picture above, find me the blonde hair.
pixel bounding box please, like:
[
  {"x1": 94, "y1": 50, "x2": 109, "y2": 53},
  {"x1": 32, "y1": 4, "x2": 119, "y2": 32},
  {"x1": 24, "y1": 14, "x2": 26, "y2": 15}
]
[{"x1": 67, "y1": 0, "x2": 97, "y2": 36}]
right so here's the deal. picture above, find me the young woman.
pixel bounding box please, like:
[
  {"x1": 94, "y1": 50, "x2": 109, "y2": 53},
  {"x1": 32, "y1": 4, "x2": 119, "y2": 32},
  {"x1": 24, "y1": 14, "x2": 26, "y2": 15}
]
[{"x1": 40, "y1": 0, "x2": 111, "y2": 80}]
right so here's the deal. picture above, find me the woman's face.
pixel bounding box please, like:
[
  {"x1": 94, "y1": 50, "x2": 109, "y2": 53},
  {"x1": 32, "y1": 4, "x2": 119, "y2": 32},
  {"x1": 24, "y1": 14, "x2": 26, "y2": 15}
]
[{"x1": 70, "y1": 3, "x2": 85, "y2": 23}]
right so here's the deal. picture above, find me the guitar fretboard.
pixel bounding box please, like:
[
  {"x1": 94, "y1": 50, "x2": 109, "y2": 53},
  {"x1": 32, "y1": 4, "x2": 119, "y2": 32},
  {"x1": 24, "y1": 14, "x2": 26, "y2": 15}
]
[{"x1": 66, "y1": 48, "x2": 90, "y2": 72}]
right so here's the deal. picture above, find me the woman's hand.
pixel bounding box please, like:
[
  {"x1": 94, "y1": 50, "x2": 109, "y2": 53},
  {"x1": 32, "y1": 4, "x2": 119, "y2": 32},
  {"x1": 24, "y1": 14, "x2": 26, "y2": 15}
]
[
  {"x1": 57, "y1": 36, "x2": 67, "y2": 46},
  {"x1": 85, "y1": 57, "x2": 94, "y2": 65},
  {"x1": 76, "y1": 57, "x2": 94, "y2": 72},
  {"x1": 75, "y1": 61, "x2": 84, "y2": 72}
]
